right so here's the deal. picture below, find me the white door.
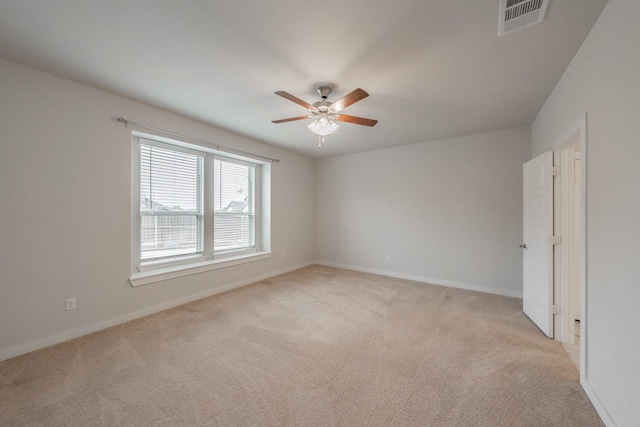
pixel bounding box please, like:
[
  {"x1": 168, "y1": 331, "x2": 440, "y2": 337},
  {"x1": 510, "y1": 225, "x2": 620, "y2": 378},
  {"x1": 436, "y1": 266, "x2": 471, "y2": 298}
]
[{"x1": 522, "y1": 152, "x2": 554, "y2": 337}]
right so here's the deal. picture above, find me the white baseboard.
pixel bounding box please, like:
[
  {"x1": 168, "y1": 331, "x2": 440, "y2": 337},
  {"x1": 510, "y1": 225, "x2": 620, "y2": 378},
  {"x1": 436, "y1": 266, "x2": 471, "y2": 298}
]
[
  {"x1": 581, "y1": 378, "x2": 617, "y2": 426},
  {"x1": 314, "y1": 260, "x2": 523, "y2": 299},
  {"x1": 0, "y1": 262, "x2": 313, "y2": 362}
]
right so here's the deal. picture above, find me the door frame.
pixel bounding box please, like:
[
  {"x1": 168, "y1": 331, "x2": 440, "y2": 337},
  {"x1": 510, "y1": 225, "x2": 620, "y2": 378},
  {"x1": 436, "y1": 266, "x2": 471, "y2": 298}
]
[
  {"x1": 553, "y1": 133, "x2": 580, "y2": 344},
  {"x1": 551, "y1": 114, "x2": 587, "y2": 381}
]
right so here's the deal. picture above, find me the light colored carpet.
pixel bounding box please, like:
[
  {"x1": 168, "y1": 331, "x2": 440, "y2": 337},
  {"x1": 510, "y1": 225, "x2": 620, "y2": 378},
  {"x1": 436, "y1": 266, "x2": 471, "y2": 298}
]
[{"x1": 0, "y1": 265, "x2": 603, "y2": 426}]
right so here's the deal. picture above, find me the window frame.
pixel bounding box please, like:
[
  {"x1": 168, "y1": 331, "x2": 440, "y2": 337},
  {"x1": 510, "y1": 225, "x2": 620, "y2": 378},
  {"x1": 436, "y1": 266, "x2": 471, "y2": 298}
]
[{"x1": 130, "y1": 132, "x2": 271, "y2": 287}]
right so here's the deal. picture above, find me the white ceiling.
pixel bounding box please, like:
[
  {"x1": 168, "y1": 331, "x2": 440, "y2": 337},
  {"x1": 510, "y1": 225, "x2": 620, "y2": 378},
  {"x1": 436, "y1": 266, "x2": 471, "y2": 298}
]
[{"x1": 0, "y1": 0, "x2": 607, "y2": 158}]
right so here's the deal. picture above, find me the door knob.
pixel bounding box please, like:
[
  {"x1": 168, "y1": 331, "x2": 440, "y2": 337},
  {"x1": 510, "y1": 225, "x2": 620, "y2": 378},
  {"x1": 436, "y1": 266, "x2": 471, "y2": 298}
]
[{"x1": 519, "y1": 244, "x2": 527, "y2": 249}]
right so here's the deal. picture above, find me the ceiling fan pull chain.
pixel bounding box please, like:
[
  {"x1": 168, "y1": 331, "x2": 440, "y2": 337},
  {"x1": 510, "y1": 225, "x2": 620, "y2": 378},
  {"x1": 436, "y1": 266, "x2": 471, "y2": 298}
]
[{"x1": 318, "y1": 135, "x2": 324, "y2": 149}]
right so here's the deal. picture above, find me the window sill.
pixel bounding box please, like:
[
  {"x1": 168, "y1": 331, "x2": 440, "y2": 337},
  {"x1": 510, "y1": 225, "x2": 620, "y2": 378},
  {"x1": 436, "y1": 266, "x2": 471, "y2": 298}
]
[{"x1": 129, "y1": 251, "x2": 272, "y2": 287}]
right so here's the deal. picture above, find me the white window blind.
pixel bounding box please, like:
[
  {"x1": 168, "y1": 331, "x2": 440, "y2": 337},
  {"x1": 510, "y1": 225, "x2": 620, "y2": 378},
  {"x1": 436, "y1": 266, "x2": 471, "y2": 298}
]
[
  {"x1": 140, "y1": 142, "x2": 203, "y2": 260},
  {"x1": 213, "y1": 157, "x2": 255, "y2": 253}
]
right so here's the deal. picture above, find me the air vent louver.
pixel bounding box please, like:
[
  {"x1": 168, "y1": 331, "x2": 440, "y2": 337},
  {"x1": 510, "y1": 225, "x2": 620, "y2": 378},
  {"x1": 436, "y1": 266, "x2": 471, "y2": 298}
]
[{"x1": 499, "y1": 0, "x2": 549, "y2": 36}]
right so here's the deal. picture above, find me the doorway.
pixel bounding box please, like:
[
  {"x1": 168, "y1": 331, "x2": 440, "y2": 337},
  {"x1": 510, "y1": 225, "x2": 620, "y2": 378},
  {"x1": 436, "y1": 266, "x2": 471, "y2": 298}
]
[
  {"x1": 554, "y1": 132, "x2": 582, "y2": 370},
  {"x1": 522, "y1": 115, "x2": 586, "y2": 376}
]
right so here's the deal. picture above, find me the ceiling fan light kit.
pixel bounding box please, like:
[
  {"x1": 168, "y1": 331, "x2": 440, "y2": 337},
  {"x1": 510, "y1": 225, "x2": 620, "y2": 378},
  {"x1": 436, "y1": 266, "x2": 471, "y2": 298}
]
[
  {"x1": 308, "y1": 114, "x2": 339, "y2": 136},
  {"x1": 272, "y1": 85, "x2": 377, "y2": 149}
]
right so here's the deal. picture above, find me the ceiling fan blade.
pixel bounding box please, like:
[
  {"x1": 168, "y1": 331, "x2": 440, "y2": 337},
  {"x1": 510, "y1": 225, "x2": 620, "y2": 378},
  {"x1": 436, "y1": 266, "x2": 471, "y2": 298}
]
[
  {"x1": 331, "y1": 88, "x2": 369, "y2": 112},
  {"x1": 274, "y1": 91, "x2": 315, "y2": 111},
  {"x1": 271, "y1": 115, "x2": 312, "y2": 124},
  {"x1": 336, "y1": 114, "x2": 378, "y2": 127}
]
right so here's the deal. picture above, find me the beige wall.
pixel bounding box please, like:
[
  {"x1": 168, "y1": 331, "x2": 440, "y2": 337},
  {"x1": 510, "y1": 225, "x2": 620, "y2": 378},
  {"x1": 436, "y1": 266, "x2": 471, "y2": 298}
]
[
  {"x1": 315, "y1": 127, "x2": 530, "y2": 297},
  {"x1": 532, "y1": 0, "x2": 640, "y2": 424},
  {"x1": 0, "y1": 59, "x2": 316, "y2": 360}
]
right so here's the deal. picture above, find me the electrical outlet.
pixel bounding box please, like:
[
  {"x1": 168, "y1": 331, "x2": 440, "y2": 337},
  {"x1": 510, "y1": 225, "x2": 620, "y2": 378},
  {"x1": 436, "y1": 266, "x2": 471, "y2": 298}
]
[
  {"x1": 385, "y1": 255, "x2": 390, "y2": 262},
  {"x1": 65, "y1": 298, "x2": 77, "y2": 311}
]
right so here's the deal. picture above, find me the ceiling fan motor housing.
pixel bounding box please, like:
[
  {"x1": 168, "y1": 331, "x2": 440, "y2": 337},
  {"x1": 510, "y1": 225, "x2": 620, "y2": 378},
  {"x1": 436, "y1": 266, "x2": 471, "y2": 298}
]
[{"x1": 312, "y1": 100, "x2": 333, "y2": 113}]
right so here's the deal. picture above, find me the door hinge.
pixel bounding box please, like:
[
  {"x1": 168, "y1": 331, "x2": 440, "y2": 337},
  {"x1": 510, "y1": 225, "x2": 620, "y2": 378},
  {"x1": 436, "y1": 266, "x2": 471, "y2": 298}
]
[
  {"x1": 549, "y1": 235, "x2": 561, "y2": 245},
  {"x1": 552, "y1": 166, "x2": 561, "y2": 176},
  {"x1": 552, "y1": 305, "x2": 561, "y2": 315}
]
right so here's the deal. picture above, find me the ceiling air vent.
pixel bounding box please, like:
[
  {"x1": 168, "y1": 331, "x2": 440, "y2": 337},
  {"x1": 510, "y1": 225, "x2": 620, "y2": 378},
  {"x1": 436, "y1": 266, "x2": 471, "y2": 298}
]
[{"x1": 498, "y1": 0, "x2": 549, "y2": 36}]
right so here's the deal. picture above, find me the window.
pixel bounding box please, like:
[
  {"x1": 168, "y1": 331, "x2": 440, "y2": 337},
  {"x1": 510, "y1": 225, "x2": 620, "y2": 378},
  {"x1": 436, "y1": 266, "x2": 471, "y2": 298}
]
[
  {"x1": 213, "y1": 157, "x2": 256, "y2": 252},
  {"x1": 131, "y1": 134, "x2": 270, "y2": 285},
  {"x1": 140, "y1": 142, "x2": 203, "y2": 260}
]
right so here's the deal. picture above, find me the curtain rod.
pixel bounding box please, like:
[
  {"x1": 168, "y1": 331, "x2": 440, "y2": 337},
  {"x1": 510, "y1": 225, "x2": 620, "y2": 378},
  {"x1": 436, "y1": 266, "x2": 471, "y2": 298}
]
[{"x1": 116, "y1": 117, "x2": 280, "y2": 163}]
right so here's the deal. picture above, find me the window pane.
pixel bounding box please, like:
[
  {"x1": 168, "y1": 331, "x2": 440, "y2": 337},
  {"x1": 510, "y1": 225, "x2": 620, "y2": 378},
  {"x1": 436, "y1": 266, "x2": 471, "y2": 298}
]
[
  {"x1": 214, "y1": 158, "x2": 255, "y2": 252},
  {"x1": 141, "y1": 144, "x2": 201, "y2": 213},
  {"x1": 140, "y1": 143, "x2": 203, "y2": 260},
  {"x1": 141, "y1": 214, "x2": 199, "y2": 259}
]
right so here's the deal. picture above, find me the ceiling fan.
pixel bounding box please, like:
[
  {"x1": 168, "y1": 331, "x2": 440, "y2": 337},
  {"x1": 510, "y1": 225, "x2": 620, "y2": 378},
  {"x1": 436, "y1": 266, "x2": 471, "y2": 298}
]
[{"x1": 272, "y1": 86, "x2": 377, "y2": 148}]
